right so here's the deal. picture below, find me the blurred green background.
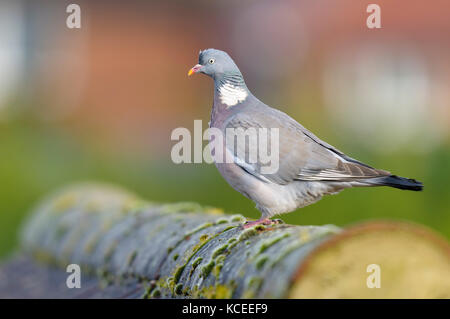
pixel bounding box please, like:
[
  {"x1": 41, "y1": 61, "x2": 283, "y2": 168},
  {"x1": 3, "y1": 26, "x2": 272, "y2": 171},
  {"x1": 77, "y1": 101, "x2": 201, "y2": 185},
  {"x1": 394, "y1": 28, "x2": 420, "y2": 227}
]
[{"x1": 0, "y1": 0, "x2": 449, "y2": 258}]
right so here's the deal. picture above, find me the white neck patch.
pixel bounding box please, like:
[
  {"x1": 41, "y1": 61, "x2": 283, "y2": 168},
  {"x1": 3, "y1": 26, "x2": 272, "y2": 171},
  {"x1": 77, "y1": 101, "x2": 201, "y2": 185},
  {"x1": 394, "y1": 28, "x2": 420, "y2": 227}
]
[{"x1": 218, "y1": 82, "x2": 248, "y2": 107}]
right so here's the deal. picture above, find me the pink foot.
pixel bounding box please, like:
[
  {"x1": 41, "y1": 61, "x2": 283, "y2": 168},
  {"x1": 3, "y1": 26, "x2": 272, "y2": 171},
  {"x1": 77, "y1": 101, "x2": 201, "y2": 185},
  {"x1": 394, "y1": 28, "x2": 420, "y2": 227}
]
[{"x1": 243, "y1": 218, "x2": 280, "y2": 229}]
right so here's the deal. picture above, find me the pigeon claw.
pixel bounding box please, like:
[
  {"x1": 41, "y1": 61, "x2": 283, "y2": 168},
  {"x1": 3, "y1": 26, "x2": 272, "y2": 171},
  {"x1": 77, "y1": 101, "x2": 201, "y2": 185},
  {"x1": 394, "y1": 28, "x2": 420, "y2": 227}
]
[{"x1": 243, "y1": 218, "x2": 281, "y2": 229}]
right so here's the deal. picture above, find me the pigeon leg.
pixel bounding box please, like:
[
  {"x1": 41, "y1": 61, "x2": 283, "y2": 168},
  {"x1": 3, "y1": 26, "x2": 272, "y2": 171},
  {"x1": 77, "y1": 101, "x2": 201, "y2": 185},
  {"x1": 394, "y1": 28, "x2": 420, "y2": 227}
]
[{"x1": 243, "y1": 218, "x2": 280, "y2": 228}]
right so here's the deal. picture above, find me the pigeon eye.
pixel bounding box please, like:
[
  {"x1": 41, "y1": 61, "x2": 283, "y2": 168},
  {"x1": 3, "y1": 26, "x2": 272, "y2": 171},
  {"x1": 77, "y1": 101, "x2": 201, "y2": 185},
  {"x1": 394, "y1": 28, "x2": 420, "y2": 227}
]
[{"x1": 208, "y1": 58, "x2": 215, "y2": 64}]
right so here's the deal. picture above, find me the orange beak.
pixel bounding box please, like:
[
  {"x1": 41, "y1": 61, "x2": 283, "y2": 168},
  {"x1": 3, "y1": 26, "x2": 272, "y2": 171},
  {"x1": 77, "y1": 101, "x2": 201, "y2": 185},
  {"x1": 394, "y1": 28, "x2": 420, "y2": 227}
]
[{"x1": 188, "y1": 64, "x2": 202, "y2": 76}]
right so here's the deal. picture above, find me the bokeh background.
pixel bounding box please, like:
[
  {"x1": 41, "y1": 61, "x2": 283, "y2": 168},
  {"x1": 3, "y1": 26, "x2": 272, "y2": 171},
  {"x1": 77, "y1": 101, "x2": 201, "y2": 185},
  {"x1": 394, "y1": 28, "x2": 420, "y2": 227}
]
[{"x1": 0, "y1": 0, "x2": 449, "y2": 258}]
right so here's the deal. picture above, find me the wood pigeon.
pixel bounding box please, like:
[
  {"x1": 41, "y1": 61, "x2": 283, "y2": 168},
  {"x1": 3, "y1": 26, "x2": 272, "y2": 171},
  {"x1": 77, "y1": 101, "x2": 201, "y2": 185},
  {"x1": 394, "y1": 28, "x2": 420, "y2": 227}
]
[{"x1": 188, "y1": 48, "x2": 423, "y2": 227}]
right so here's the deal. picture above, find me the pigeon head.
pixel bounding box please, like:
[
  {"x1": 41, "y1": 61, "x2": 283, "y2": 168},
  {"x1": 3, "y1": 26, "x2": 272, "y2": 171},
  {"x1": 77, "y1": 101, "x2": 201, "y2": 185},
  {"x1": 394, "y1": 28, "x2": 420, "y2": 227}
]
[
  {"x1": 188, "y1": 49, "x2": 250, "y2": 107},
  {"x1": 188, "y1": 49, "x2": 242, "y2": 80}
]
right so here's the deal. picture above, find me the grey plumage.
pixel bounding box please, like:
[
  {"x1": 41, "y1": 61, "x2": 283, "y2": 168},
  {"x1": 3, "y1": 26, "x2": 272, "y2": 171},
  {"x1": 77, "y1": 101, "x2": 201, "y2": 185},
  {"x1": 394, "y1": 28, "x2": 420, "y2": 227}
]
[{"x1": 189, "y1": 49, "x2": 423, "y2": 220}]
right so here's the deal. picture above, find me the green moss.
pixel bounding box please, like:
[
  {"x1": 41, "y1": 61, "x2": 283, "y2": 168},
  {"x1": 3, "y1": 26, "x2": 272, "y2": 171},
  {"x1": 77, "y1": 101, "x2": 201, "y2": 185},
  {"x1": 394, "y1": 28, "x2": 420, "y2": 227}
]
[
  {"x1": 96, "y1": 267, "x2": 117, "y2": 288},
  {"x1": 255, "y1": 255, "x2": 269, "y2": 270},
  {"x1": 153, "y1": 277, "x2": 169, "y2": 291},
  {"x1": 192, "y1": 257, "x2": 203, "y2": 269},
  {"x1": 174, "y1": 283, "x2": 183, "y2": 295},
  {"x1": 189, "y1": 257, "x2": 203, "y2": 278},
  {"x1": 221, "y1": 225, "x2": 237, "y2": 233},
  {"x1": 190, "y1": 237, "x2": 208, "y2": 254},
  {"x1": 142, "y1": 280, "x2": 158, "y2": 299},
  {"x1": 213, "y1": 263, "x2": 223, "y2": 278},
  {"x1": 201, "y1": 260, "x2": 215, "y2": 278},
  {"x1": 259, "y1": 233, "x2": 290, "y2": 254},
  {"x1": 248, "y1": 276, "x2": 263, "y2": 287},
  {"x1": 159, "y1": 276, "x2": 176, "y2": 293},
  {"x1": 207, "y1": 285, "x2": 233, "y2": 298},
  {"x1": 242, "y1": 276, "x2": 263, "y2": 298},
  {"x1": 173, "y1": 253, "x2": 179, "y2": 261},
  {"x1": 191, "y1": 284, "x2": 233, "y2": 299},
  {"x1": 213, "y1": 255, "x2": 226, "y2": 277},
  {"x1": 206, "y1": 242, "x2": 231, "y2": 279},
  {"x1": 150, "y1": 288, "x2": 161, "y2": 298},
  {"x1": 254, "y1": 225, "x2": 266, "y2": 231},
  {"x1": 243, "y1": 276, "x2": 263, "y2": 298},
  {"x1": 174, "y1": 231, "x2": 221, "y2": 282},
  {"x1": 190, "y1": 284, "x2": 201, "y2": 296},
  {"x1": 215, "y1": 218, "x2": 229, "y2": 224},
  {"x1": 216, "y1": 254, "x2": 226, "y2": 264},
  {"x1": 184, "y1": 222, "x2": 213, "y2": 239},
  {"x1": 215, "y1": 285, "x2": 233, "y2": 298},
  {"x1": 173, "y1": 265, "x2": 185, "y2": 283},
  {"x1": 212, "y1": 244, "x2": 228, "y2": 259},
  {"x1": 229, "y1": 215, "x2": 245, "y2": 222},
  {"x1": 238, "y1": 228, "x2": 258, "y2": 241},
  {"x1": 171, "y1": 228, "x2": 221, "y2": 284}
]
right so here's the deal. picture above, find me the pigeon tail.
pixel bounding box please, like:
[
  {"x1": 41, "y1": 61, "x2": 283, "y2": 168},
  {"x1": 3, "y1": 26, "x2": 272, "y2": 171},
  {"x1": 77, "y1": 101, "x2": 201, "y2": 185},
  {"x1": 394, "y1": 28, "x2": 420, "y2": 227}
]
[{"x1": 364, "y1": 175, "x2": 423, "y2": 191}]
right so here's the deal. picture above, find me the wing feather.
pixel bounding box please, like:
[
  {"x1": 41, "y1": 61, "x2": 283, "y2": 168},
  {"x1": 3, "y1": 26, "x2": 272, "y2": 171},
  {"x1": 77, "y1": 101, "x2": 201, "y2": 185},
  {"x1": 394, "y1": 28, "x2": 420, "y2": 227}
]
[{"x1": 223, "y1": 107, "x2": 389, "y2": 184}]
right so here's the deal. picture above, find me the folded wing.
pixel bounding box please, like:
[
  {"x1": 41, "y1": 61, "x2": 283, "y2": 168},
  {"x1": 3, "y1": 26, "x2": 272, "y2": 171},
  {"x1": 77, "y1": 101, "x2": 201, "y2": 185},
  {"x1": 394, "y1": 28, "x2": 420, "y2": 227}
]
[{"x1": 224, "y1": 108, "x2": 390, "y2": 185}]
